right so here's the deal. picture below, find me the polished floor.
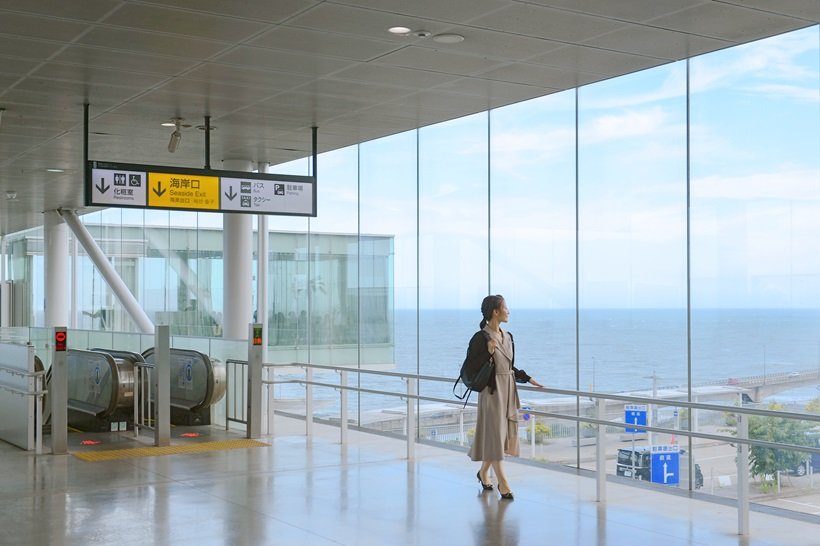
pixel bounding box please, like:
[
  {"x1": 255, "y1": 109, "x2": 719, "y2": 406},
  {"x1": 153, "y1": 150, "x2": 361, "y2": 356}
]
[{"x1": 0, "y1": 417, "x2": 817, "y2": 546}]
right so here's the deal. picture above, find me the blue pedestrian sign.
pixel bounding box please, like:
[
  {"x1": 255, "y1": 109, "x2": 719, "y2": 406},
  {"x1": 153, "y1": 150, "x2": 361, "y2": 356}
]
[
  {"x1": 624, "y1": 404, "x2": 647, "y2": 433},
  {"x1": 650, "y1": 445, "x2": 679, "y2": 485}
]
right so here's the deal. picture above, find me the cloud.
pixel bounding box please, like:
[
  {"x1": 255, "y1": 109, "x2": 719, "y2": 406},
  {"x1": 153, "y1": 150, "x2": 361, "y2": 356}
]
[{"x1": 691, "y1": 167, "x2": 820, "y2": 200}]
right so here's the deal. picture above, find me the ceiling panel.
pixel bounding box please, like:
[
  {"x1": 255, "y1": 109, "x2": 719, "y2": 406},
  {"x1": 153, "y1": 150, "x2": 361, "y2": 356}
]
[
  {"x1": 139, "y1": 0, "x2": 319, "y2": 23},
  {"x1": 182, "y1": 63, "x2": 314, "y2": 90},
  {"x1": 51, "y1": 45, "x2": 199, "y2": 75},
  {"x1": 413, "y1": 25, "x2": 565, "y2": 61},
  {"x1": 76, "y1": 27, "x2": 233, "y2": 59},
  {"x1": 477, "y1": 62, "x2": 598, "y2": 90},
  {"x1": 374, "y1": 46, "x2": 508, "y2": 76},
  {"x1": 332, "y1": 0, "x2": 510, "y2": 23},
  {"x1": 286, "y1": 3, "x2": 449, "y2": 39},
  {"x1": 527, "y1": 0, "x2": 710, "y2": 23},
  {"x1": 0, "y1": 11, "x2": 87, "y2": 41},
  {"x1": 469, "y1": 3, "x2": 630, "y2": 42},
  {"x1": 0, "y1": 0, "x2": 816, "y2": 234},
  {"x1": 213, "y1": 46, "x2": 356, "y2": 76},
  {"x1": 722, "y1": 0, "x2": 820, "y2": 22},
  {"x1": 584, "y1": 25, "x2": 734, "y2": 59},
  {"x1": 331, "y1": 63, "x2": 459, "y2": 89},
  {"x1": 250, "y1": 26, "x2": 400, "y2": 61},
  {"x1": 0, "y1": 0, "x2": 121, "y2": 22},
  {"x1": 0, "y1": 35, "x2": 65, "y2": 61},
  {"x1": 528, "y1": 45, "x2": 665, "y2": 76},
  {"x1": 648, "y1": 3, "x2": 810, "y2": 42},
  {"x1": 101, "y1": 3, "x2": 269, "y2": 42}
]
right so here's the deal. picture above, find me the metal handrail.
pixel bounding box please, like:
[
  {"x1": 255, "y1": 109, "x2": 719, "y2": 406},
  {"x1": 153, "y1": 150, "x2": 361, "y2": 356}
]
[
  {"x1": 0, "y1": 366, "x2": 46, "y2": 455},
  {"x1": 259, "y1": 361, "x2": 820, "y2": 455}
]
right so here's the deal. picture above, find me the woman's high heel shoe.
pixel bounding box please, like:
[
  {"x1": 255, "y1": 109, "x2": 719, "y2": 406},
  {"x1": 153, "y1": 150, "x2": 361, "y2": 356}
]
[
  {"x1": 499, "y1": 490, "x2": 514, "y2": 500},
  {"x1": 476, "y1": 471, "x2": 493, "y2": 490}
]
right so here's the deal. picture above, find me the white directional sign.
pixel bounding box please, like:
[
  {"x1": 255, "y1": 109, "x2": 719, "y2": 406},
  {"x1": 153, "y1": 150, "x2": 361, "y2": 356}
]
[
  {"x1": 89, "y1": 167, "x2": 147, "y2": 206},
  {"x1": 220, "y1": 177, "x2": 314, "y2": 214},
  {"x1": 86, "y1": 161, "x2": 316, "y2": 216}
]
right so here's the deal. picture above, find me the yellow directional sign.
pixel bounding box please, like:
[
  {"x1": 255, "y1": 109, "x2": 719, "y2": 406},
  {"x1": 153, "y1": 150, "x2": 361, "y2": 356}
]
[
  {"x1": 147, "y1": 172, "x2": 220, "y2": 210},
  {"x1": 87, "y1": 161, "x2": 316, "y2": 216}
]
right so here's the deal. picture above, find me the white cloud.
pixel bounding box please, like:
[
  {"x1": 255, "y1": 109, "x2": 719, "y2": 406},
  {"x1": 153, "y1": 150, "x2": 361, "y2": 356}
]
[{"x1": 691, "y1": 167, "x2": 820, "y2": 200}]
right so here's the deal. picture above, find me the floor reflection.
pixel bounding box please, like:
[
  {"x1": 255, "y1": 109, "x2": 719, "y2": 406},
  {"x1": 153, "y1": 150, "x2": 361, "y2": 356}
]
[{"x1": 473, "y1": 489, "x2": 518, "y2": 546}]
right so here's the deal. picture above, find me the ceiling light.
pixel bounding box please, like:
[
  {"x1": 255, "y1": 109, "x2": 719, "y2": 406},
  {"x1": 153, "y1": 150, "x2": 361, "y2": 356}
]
[
  {"x1": 196, "y1": 125, "x2": 217, "y2": 131},
  {"x1": 161, "y1": 120, "x2": 177, "y2": 127},
  {"x1": 433, "y1": 33, "x2": 465, "y2": 44},
  {"x1": 167, "y1": 118, "x2": 183, "y2": 153},
  {"x1": 388, "y1": 26, "x2": 412, "y2": 35},
  {"x1": 46, "y1": 168, "x2": 65, "y2": 173}
]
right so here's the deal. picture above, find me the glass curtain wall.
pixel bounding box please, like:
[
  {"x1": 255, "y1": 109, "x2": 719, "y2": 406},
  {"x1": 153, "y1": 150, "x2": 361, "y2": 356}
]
[
  {"x1": 418, "y1": 112, "x2": 489, "y2": 410},
  {"x1": 690, "y1": 27, "x2": 820, "y2": 497},
  {"x1": 2, "y1": 22, "x2": 819, "y2": 514}
]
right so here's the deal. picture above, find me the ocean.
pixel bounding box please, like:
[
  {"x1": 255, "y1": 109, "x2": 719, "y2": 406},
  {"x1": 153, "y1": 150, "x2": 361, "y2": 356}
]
[{"x1": 285, "y1": 308, "x2": 820, "y2": 415}]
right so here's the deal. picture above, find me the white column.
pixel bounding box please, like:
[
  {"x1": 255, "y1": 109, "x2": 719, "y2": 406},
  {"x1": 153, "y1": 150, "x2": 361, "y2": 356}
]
[
  {"x1": 44, "y1": 211, "x2": 69, "y2": 327},
  {"x1": 222, "y1": 159, "x2": 254, "y2": 340},
  {"x1": 0, "y1": 235, "x2": 7, "y2": 327}
]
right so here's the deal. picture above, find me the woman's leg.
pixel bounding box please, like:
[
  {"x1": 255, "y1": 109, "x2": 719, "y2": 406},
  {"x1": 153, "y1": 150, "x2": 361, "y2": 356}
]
[
  {"x1": 489, "y1": 460, "x2": 511, "y2": 494},
  {"x1": 479, "y1": 460, "x2": 492, "y2": 484}
]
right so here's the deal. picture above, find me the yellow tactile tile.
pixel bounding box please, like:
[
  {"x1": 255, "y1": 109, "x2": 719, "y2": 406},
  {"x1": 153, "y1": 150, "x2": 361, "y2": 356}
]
[{"x1": 72, "y1": 439, "x2": 268, "y2": 462}]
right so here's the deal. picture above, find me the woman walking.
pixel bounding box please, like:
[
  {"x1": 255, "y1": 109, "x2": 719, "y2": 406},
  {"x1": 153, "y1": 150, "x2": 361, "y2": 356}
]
[{"x1": 468, "y1": 295, "x2": 543, "y2": 499}]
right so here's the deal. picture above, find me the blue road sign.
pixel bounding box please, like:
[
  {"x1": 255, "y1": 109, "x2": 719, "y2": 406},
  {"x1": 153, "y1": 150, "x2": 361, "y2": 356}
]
[
  {"x1": 650, "y1": 445, "x2": 680, "y2": 485},
  {"x1": 624, "y1": 404, "x2": 647, "y2": 433}
]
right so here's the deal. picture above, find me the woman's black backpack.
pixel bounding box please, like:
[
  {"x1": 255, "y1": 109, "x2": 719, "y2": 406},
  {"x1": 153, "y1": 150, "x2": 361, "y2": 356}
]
[{"x1": 452, "y1": 330, "x2": 495, "y2": 408}]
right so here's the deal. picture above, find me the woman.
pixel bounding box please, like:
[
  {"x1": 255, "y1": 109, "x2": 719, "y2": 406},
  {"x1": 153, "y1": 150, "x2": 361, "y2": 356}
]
[{"x1": 468, "y1": 295, "x2": 543, "y2": 500}]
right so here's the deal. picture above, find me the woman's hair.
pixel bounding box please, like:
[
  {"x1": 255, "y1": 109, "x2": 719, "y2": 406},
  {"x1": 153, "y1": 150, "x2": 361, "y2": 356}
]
[{"x1": 480, "y1": 294, "x2": 505, "y2": 329}]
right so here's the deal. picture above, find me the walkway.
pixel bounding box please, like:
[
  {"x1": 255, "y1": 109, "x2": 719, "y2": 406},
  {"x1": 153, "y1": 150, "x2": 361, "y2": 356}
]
[{"x1": 0, "y1": 416, "x2": 816, "y2": 545}]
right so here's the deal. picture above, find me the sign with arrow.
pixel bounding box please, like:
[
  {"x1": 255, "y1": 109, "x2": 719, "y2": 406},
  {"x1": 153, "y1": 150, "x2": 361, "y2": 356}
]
[
  {"x1": 88, "y1": 168, "x2": 147, "y2": 206},
  {"x1": 221, "y1": 177, "x2": 313, "y2": 214},
  {"x1": 650, "y1": 444, "x2": 679, "y2": 485},
  {"x1": 86, "y1": 160, "x2": 316, "y2": 216},
  {"x1": 147, "y1": 171, "x2": 219, "y2": 210},
  {"x1": 624, "y1": 404, "x2": 647, "y2": 433}
]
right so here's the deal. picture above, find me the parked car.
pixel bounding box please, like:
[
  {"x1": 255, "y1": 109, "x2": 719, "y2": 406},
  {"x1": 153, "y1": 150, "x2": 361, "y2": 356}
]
[{"x1": 616, "y1": 446, "x2": 703, "y2": 489}]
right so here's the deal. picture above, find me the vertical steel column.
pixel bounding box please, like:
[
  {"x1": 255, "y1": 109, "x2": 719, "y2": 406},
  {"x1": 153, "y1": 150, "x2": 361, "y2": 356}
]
[
  {"x1": 340, "y1": 370, "x2": 348, "y2": 445},
  {"x1": 406, "y1": 378, "x2": 416, "y2": 460},
  {"x1": 305, "y1": 367, "x2": 313, "y2": 437},
  {"x1": 736, "y1": 412, "x2": 750, "y2": 535},
  {"x1": 596, "y1": 398, "x2": 607, "y2": 503},
  {"x1": 265, "y1": 366, "x2": 275, "y2": 436},
  {"x1": 247, "y1": 323, "x2": 263, "y2": 439},
  {"x1": 154, "y1": 325, "x2": 170, "y2": 447},
  {"x1": 50, "y1": 327, "x2": 67, "y2": 455}
]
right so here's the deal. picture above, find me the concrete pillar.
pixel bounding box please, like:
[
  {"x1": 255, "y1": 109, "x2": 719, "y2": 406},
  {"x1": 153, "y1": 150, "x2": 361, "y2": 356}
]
[
  {"x1": 44, "y1": 211, "x2": 69, "y2": 327},
  {"x1": 222, "y1": 159, "x2": 254, "y2": 339}
]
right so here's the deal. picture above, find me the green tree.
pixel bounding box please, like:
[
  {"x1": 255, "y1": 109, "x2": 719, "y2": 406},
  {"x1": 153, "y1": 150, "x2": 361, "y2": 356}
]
[
  {"x1": 805, "y1": 396, "x2": 820, "y2": 414},
  {"x1": 747, "y1": 402, "x2": 812, "y2": 484}
]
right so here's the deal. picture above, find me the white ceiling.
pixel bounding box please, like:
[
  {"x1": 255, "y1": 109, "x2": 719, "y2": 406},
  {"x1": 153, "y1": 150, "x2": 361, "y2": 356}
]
[{"x1": 0, "y1": 0, "x2": 817, "y2": 235}]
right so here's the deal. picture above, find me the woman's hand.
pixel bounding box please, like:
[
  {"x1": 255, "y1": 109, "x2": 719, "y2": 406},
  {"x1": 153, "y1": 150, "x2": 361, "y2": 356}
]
[{"x1": 528, "y1": 378, "x2": 544, "y2": 388}]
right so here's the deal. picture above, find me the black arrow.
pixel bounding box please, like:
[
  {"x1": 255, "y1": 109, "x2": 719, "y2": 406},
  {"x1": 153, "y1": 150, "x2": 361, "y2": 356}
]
[
  {"x1": 153, "y1": 181, "x2": 166, "y2": 197},
  {"x1": 96, "y1": 177, "x2": 110, "y2": 194},
  {"x1": 224, "y1": 186, "x2": 237, "y2": 201}
]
